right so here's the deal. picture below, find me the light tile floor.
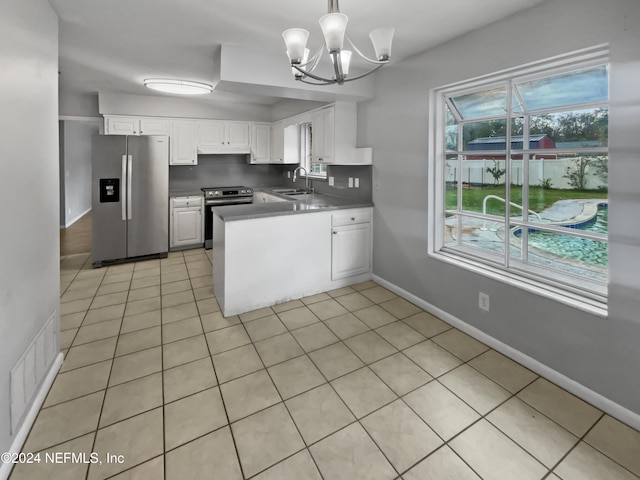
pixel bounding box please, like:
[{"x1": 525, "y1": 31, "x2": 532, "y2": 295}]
[{"x1": 10, "y1": 248, "x2": 640, "y2": 480}]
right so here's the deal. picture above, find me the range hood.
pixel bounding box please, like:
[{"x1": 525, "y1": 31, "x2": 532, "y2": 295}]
[{"x1": 197, "y1": 145, "x2": 251, "y2": 155}]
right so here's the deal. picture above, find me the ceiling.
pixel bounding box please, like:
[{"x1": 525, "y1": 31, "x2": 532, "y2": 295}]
[{"x1": 50, "y1": 0, "x2": 545, "y2": 107}]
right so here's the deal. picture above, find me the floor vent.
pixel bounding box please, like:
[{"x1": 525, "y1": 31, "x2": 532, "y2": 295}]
[{"x1": 10, "y1": 312, "x2": 58, "y2": 434}]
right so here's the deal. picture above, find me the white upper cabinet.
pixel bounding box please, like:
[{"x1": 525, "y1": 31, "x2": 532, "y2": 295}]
[
  {"x1": 270, "y1": 121, "x2": 284, "y2": 163},
  {"x1": 104, "y1": 115, "x2": 168, "y2": 136},
  {"x1": 101, "y1": 101, "x2": 370, "y2": 166},
  {"x1": 312, "y1": 107, "x2": 335, "y2": 163},
  {"x1": 197, "y1": 121, "x2": 251, "y2": 153},
  {"x1": 249, "y1": 123, "x2": 271, "y2": 164},
  {"x1": 170, "y1": 120, "x2": 197, "y2": 165},
  {"x1": 140, "y1": 118, "x2": 169, "y2": 135},
  {"x1": 227, "y1": 122, "x2": 251, "y2": 148},
  {"x1": 197, "y1": 121, "x2": 225, "y2": 147},
  {"x1": 310, "y1": 102, "x2": 368, "y2": 165}
]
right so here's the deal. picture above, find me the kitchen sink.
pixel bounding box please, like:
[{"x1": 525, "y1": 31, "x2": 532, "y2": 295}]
[{"x1": 270, "y1": 188, "x2": 308, "y2": 195}]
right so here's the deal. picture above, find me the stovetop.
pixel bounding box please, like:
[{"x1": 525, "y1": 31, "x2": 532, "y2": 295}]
[{"x1": 201, "y1": 186, "x2": 253, "y2": 201}]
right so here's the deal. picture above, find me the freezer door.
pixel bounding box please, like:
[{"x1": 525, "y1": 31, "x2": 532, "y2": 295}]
[
  {"x1": 126, "y1": 136, "x2": 169, "y2": 258},
  {"x1": 92, "y1": 135, "x2": 127, "y2": 263}
]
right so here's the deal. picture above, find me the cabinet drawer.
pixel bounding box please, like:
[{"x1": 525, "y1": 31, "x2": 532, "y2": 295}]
[
  {"x1": 332, "y1": 209, "x2": 371, "y2": 227},
  {"x1": 171, "y1": 196, "x2": 202, "y2": 208}
]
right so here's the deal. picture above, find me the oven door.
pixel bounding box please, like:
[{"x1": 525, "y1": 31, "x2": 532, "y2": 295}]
[
  {"x1": 204, "y1": 204, "x2": 216, "y2": 249},
  {"x1": 203, "y1": 199, "x2": 253, "y2": 249}
]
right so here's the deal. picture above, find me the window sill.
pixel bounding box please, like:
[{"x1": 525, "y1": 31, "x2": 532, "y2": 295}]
[{"x1": 429, "y1": 249, "x2": 608, "y2": 318}]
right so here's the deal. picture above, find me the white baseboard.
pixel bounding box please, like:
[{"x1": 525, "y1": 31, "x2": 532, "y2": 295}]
[
  {"x1": 0, "y1": 353, "x2": 64, "y2": 480},
  {"x1": 372, "y1": 274, "x2": 640, "y2": 432},
  {"x1": 62, "y1": 207, "x2": 91, "y2": 229}
]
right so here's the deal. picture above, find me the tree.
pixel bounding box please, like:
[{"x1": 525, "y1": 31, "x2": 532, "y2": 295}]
[
  {"x1": 591, "y1": 156, "x2": 608, "y2": 191},
  {"x1": 563, "y1": 157, "x2": 592, "y2": 190},
  {"x1": 486, "y1": 160, "x2": 506, "y2": 186}
]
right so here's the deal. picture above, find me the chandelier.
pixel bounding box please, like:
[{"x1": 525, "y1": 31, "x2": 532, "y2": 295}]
[{"x1": 282, "y1": 0, "x2": 394, "y2": 85}]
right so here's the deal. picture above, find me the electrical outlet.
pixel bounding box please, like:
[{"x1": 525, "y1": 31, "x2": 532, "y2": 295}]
[
  {"x1": 328, "y1": 176, "x2": 335, "y2": 186},
  {"x1": 478, "y1": 292, "x2": 490, "y2": 312},
  {"x1": 287, "y1": 171, "x2": 291, "y2": 178},
  {"x1": 348, "y1": 177, "x2": 354, "y2": 188},
  {"x1": 354, "y1": 177, "x2": 360, "y2": 188}
]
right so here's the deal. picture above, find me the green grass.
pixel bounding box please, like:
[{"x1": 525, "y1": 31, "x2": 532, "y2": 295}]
[{"x1": 446, "y1": 185, "x2": 608, "y2": 216}]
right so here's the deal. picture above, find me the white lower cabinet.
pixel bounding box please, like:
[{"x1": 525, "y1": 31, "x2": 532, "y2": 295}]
[
  {"x1": 170, "y1": 196, "x2": 203, "y2": 248},
  {"x1": 331, "y1": 209, "x2": 372, "y2": 280}
]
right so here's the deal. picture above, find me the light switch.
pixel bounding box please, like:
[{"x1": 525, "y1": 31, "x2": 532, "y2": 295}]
[{"x1": 328, "y1": 176, "x2": 335, "y2": 186}]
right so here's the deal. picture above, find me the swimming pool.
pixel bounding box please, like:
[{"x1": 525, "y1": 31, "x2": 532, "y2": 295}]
[{"x1": 526, "y1": 206, "x2": 608, "y2": 266}]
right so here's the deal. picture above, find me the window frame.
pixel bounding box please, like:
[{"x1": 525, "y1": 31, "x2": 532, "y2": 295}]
[
  {"x1": 299, "y1": 122, "x2": 328, "y2": 180},
  {"x1": 428, "y1": 46, "x2": 609, "y2": 316}
]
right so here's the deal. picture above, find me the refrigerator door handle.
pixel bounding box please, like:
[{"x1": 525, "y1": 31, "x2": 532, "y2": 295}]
[
  {"x1": 121, "y1": 155, "x2": 127, "y2": 221},
  {"x1": 127, "y1": 154, "x2": 133, "y2": 220}
]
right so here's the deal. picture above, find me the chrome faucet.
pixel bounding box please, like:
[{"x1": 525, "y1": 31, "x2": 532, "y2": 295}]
[{"x1": 292, "y1": 166, "x2": 313, "y2": 192}]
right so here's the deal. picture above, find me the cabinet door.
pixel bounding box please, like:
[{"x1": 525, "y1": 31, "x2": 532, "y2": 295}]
[
  {"x1": 250, "y1": 124, "x2": 271, "y2": 164},
  {"x1": 312, "y1": 110, "x2": 324, "y2": 162},
  {"x1": 170, "y1": 120, "x2": 197, "y2": 165},
  {"x1": 320, "y1": 107, "x2": 334, "y2": 163},
  {"x1": 106, "y1": 116, "x2": 139, "y2": 135},
  {"x1": 331, "y1": 222, "x2": 371, "y2": 280},
  {"x1": 172, "y1": 208, "x2": 203, "y2": 246},
  {"x1": 271, "y1": 122, "x2": 284, "y2": 163},
  {"x1": 139, "y1": 118, "x2": 168, "y2": 136},
  {"x1": 312, "y1": 107, "x2": 334, "y2": 163},
  {"x1": 198, "y1": 121, "x2": 226, "y2": 147},
  {"x1": 227, "y1": 122, "x2": 251, "y2": 148}
]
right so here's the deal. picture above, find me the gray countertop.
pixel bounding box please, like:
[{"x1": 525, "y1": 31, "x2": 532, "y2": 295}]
[
  {"x1": 213, "y1": 189, "x2": 373, "y2": 221},
  {"x1": 169, "y1": 189, "x2": 204, "y2": 198}
]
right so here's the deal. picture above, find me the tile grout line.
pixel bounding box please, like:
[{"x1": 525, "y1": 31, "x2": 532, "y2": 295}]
[
  {"x1": 52, "y1": 252, "x2": 640, "y2": 480},
  {"x1": 84, "y1": 259, "x2": 133, "y2": 480},
  {"x1": 197, "y1": 250, "x2": 248, "y2": 480},
  {"x1": 232, "y1": 304, "x2": 327, "y2": 480}
]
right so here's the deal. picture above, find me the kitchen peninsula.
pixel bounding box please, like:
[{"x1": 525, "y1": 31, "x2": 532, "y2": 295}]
[{"x1": 212, "y1": 191, "x2": 373, "y2": 316}]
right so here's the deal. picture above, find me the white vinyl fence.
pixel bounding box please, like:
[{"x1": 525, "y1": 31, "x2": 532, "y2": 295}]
[{"x1": 445, "y1": 158, "x2": 607, "y2": 190}]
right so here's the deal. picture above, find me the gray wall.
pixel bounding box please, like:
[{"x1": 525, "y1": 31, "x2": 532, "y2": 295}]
[
  {"x1": 60, "y1": 121, "x2": 94, "y2": 226},
  {"x1": 59, "y1": 91, "x2": 99, "y2": 117},
  {"x1": 281, "y1": 165, "x2": 373, "y2": 204},
  {"x1": 0, "y1": 0, "x2": 59, "y2": 455},
  {"x1": 359, "y1": 0, "x2": 640, "y2": 417}
]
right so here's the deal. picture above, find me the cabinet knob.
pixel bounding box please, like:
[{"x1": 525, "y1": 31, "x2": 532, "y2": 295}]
[
  {"x1": 333, "y1": 231, "x2": 337, "y2": 235},
  {"x1": 351, "y1": 217, "x2": 355, "y2": 221},
  {"x1": 140, "y1": 130, "x2": 143, "y2": 134},
  {"x1": 133, "y1": 131, "x2": 137, "y2": 134}
]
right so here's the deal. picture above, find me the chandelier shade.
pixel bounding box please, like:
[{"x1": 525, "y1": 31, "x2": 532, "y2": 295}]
[
  {"x1": 282, "y1": 29, "x2": 309, "y2": 64},
  {"x1": 283, "y1": 0, "x2": 394, "y2": 85}
]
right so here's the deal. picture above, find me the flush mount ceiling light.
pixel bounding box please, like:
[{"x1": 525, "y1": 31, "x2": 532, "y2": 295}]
[
  {"x1": 282, "y1": 0, "x2": 394, "y2": 86},
  {"x1": 143, "y1": 79, "x2": 213, "y2": 95}
]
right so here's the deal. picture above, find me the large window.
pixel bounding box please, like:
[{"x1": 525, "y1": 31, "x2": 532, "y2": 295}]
[
  {"x1": 429, "y1": 48, "x2": 609, "y2": 311},
  {"x1": 300, "y1": 122, "x2": 328, "y2": 179}
]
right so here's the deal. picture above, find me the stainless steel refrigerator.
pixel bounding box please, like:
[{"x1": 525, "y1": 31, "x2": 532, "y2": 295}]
[{"x1": 92, "y1": 135, "x2": 169, "y2": 267}]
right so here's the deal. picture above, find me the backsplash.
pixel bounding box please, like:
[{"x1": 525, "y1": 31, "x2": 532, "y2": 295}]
[
  {"x1": 169, "y1": 154, "x2": 372, "y2": 203},
  {"x1": 284, "y1": 164, "x2": 373, "y2": 203},
  {"x1": 169, "y1": 155, "x2": 288, "y2": 190}
]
